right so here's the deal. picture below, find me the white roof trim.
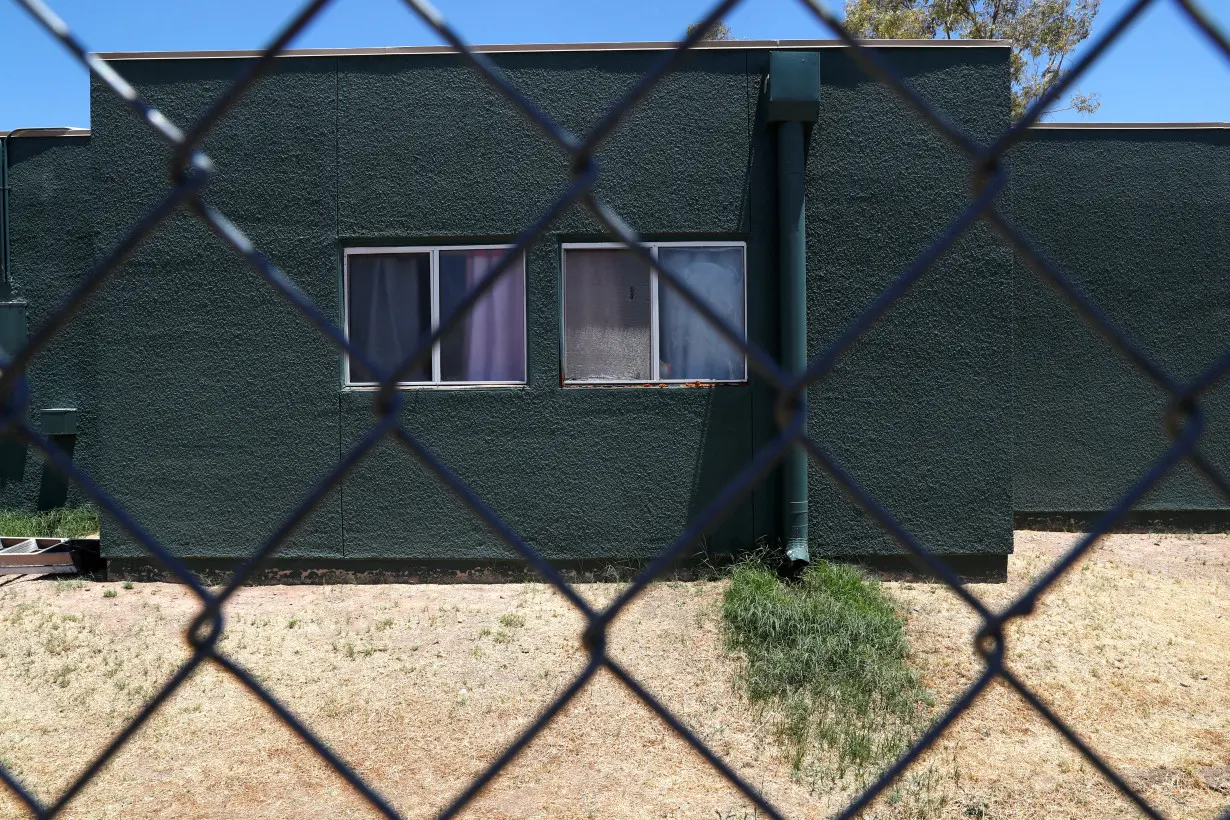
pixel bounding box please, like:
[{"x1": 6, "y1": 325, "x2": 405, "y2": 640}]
[
  {"x1": 1030, "y1": 122, "x2": 1229, "y2": 130},
  {"x1": 93, "y1": 38, "x2": 1010, "y2": 61},
  {"x1": 0, "y1": 128, "x2": 91, "y2": 138}
]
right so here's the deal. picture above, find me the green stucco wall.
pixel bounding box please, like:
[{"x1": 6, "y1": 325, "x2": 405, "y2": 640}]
[
  {"x1": 5, "y1": 45, "x2": 1014, "y2": 564},
  {"x1": 1008, "y1": 128, "x2": 1230, "y2": 515},
  {"x1": 800, "y1": 48, "x2": 1012, "y2": 557},
  {"x1": 0, "y1": 134, "x2": 97, "y2": 511}
]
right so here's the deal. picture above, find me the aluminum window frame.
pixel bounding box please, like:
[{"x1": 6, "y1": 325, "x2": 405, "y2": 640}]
[
  {"x1": 560, "y1": 240, "x2": 749, "y2": 386},
  {"x1": 342, "y1": 244, "x2": 528, "y2": 389}
]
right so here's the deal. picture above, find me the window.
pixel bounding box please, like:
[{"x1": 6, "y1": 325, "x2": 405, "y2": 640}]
[
  {"x1": 344, "y1": 246, "x2": 526, "y2": 387},
  {"x1": 562, "y1": 242, "x2": 747, "y2": 384}
]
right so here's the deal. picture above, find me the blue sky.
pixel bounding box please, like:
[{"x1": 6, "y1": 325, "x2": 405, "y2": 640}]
[{"x1": 1, "y1": 0, "x2": 1227, "y2": 130}]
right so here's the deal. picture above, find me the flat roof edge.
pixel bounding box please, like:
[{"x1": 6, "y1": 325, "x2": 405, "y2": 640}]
[
  {"x1": 93, "y1": 38, "x2": 1010, "y2": 60},
  {"x1": 5, "y1": 124, "x2": 1220, "y2": 138},
  {"x1": 0, "y1": 128, "x2": 91, "y2": 138},
  {"x1": 1030, "y1": 122, "x2": 1229, "y2": 130}
]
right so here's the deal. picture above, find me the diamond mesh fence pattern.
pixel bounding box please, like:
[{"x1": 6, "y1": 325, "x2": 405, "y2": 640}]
[{"x1": 2, "y1": 0, "x2": 1228, "y2": 816}]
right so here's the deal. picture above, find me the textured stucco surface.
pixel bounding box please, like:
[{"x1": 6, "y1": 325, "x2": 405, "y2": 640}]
[
  {"x1": 5, "y1": 46, "x2": 1012, "y2": 561},
  {"x1": 804, "y1": 48, "x2": 1012, "y2": 556},
  {"x1": 1008, "y1": 129, "x2": 1230, "y2": 513},
  {"x1": 88, "y1": 59, "x2": 343, "y2": 558},
  {"x1": 1, "y1": 135, "x2": 97, "y2": 510},
  {"x1": 333, "y1": 50, "x2": 756, "y2": 562}
]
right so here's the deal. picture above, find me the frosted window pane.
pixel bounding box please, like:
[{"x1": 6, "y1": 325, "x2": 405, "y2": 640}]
[
  {"x1": 658, "y1": 247, "x2": 745, "y2": 381},
  {"x1": 347, "y1": 253, "x2": 430, "y2": 383},
  {"x1": 439, "y1": 250, "x2": 527, "y2": 383},
  {"x1": 564, "y1": 250, "x2": 652, "y2": 381}
]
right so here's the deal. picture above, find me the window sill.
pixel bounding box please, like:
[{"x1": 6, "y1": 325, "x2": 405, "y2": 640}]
[
  {"x1": 562, "y1": 381, "x2": 747, "y2": 388},
  {"x1": 343, "y1": 383, "x2": 529, "y2": 392}
]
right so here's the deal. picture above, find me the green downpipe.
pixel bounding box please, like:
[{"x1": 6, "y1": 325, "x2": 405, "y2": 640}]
[{"x1": 778, "y1": 120, "x2": 809, "y2": 566}]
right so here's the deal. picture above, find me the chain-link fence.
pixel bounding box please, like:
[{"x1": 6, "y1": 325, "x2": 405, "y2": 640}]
[{"x1": 2, "y1": 0, "x2": 1228, "y2": 816}]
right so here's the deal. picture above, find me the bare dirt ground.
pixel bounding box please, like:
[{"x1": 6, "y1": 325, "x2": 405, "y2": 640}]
[{"x1": 0, "y1": 531, "x2": 1226, "y2": 819}]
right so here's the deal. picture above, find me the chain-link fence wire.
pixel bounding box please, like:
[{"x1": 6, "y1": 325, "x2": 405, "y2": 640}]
[{"x1": 1, "y1": 0, "x2": 1228, "y2": 816}]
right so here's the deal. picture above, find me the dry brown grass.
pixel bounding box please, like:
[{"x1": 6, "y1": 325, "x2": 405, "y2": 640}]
[{"x1": 0, "y1": 532, "x2": 1226, "y2": 819}]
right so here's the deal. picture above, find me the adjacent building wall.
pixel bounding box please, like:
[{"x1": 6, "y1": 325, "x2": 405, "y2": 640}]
[
  {"x1": 1009, "y1": 127, "x2": 1230, "y2": 519},
  {"x1": 0, "y1": 133, "x2": 97, "y2": 512}
]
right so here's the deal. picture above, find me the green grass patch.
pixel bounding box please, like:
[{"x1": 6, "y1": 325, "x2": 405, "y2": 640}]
[
  {"x1": 722, "y1": 559, "x2": 931, "y2": 788},
  {"x1": 0, "y1": 505, "x2": 99, "y2": 539}
]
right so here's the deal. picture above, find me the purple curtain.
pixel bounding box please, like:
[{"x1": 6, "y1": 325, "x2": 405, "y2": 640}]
[{"x1": 440, "y1": 249, "x2": 526, "y2": 383}]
